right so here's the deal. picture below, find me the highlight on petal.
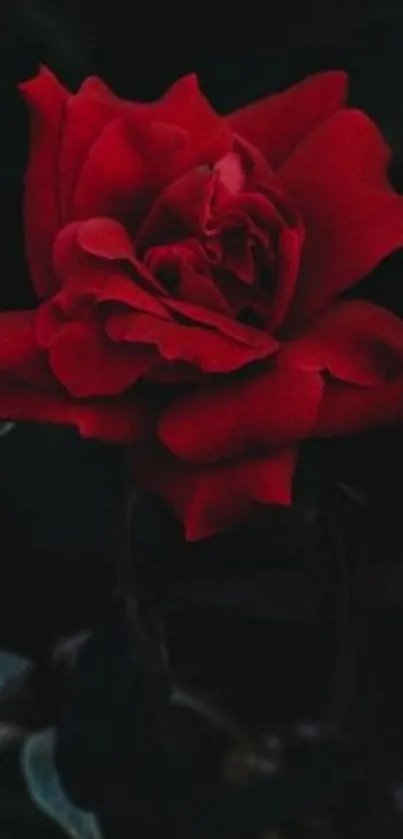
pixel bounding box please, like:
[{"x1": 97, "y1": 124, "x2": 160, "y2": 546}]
[
  {"x1": 314, "y1": 375, "x2": 403, "y2": 438},
  {"x1": 0, "y1": 379, "x2": 147, "y2": 443},
  {"x1": 227, "y1": 71, "x2": 348, "y2": 168},
  {"x1": 281, "y1": 109, "x2": 403, "y2": 327},
  {"x1": 77, "y1": 217, "x2": 136, "y2": 262},
  {"x1": 278, "y1": 301, "x2": 403, "y2": 385},
  {"x1": 159, "y1": 369, "x2": 323, "y2": 463},
  {"x1": 20, "y1": 66, "x2": 69, "y2": 298},
  {"x1": 136, "y1": 448, "x2": 297, "y2": 540}
]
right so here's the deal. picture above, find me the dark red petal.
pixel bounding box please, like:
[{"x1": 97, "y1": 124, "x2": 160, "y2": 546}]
[
  {"x1": 165, "y1": 298, "x2": 277, "y2": 349},
  {"x1": 137, "y1": 448, "x2": 297, "y2": 540},
  {"x1": 151, "y1": 74, "x2": 232, "y2": 164},
  {"x1": 19, "y1": 67, "x2": 68, "y2": 298},
  {"x1": 159, "y1": 369, "x2": 323, "y2": 462},
  {"x1": 0, "y1": 378, "x2": 147, "y2": 442},
  {"x1": 278, "y1": 301, "x2": 403, "y2": 384},
  {"x1": 0, "y1": 311, "x2": 52, "y2": 385},
  {"x1": 59, "y1": 83, "x2": 119, "y2": 219},
  {"x1": 77, "y1": 217, "x2": 135, "y2": 261},
  {"x1": 146, "y1": 242, "x2": 230, "y2": 313},
  {"x1": 77, "y1": 77, "x2": 121, "y2": 105},
  {"x1": 314, "y1": 375, "x2": 403, "y2": 437},
  {"x1": 54, "y1": 221, "x2": 165, "y2": 299},
  {"x1": 136, "y1": 119, "x2": 195, "y2": 193},
  {"x1": 73, "y1": 116, "x2": 145, "y2": 219},
  {"x1": 136, "y1": 167, "x2": 215, "y2": 250},
  {"x1": 48, "y1": 319, "x2": 158, "y2": 397},
  {"x1": 281, "y1": 110, "x2": 403, "y2": 326},
  {"x1": 36, "y1": 300, "x2": 68, "y2": 348},
  {"x1": 107, "y1": 310, "x2": 275, "y2": 373},
  {"x1": 227, "y1": 71, "x2": 348, "y2": 168},
  {"x1": 267, "y1": 225, "x2": 303, "y2": 332}
]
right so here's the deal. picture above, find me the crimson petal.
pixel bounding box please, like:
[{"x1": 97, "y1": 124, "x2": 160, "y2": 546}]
[
  {"x1": 107, "y1": 311, "x2": 274, "y2": 373},
  {"x1": 73, "y1": 116, "x2": 145, "y2": 219},
  {"x1": 151, "y1": 74, "x2": 232, "y2": 164},
  {"x1": 48, "y1": 319, "x2": 158, "y2": 397},
  {"x1": 166, "y1": 298, "x2": 276, "y2": 349},
  {"x1": 281, "y1": 110, "x2": 403, "y2": 326},
  {"x1": 227, "y1": 71, "x2": 348, "y2": 168},
  {"x1": 0, "y1": 311, "x2": 52, "y2": 386},
  {"x1": 58, "y1": 80, "x2": 119, "y2": 219},
  {"x1": 137, "y1": 448, "x2": 297, "y2": 540},
  {"x1": 0, "y1": 378, "x2": 147, "y2": 442},
  {"x1": 278, "y1": 300, "x2": 403, "y2": 384},
  {"x1": 20, "y1": 67, "x2": 68, "y2": 298},
  {"x1": 314, "y1": 375, "x2": 403, "y2": 437},
  {"x1": 159, "y1": 369, "x2": 323, "y2": 462}
]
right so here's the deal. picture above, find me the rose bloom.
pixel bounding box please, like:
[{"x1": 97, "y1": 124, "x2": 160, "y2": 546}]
[{"x1": 2, "y1": 68, "x2": 403, "y2": 538}]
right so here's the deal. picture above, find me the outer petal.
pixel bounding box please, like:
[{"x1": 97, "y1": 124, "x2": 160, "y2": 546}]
[
  {"x1": 0, "y1": 379, "x2": 147, "y2": 443},
  {"x1": 314, "y1": 375, "x2": 403, "y2": 437},
  {"x1": 136, "y1": 448, "x2": 297, "y2": 540},
  {"x1": 278, "y1": 301, "x2": 403, "y2": 385},
  {"x1": 46, "y1": 319, "x2": 158, "y2": 398},
  {"x1": 159, "y1": 369, "x2": 323, "y2": 463},
  {"x1": 58, "y1": 78, "x2": 120, "y2": 219},
  {"x1": 20, "y1": 67, "x2": 68, "y2": 298},
  {"x1": 280, "y1": 110, "x2": 403, "y2": 327},
  {"x1": 0, "y1": 311, "x2": 51, "y2": 385},
  {"x1": 74, "y1": 114, "x2": 196, "y2": 221},
  {"x1": 73, "y1": 116, "x2": 146, "y2": 220},
  {"x1": 227, "y1": 71, "x2": 348, "y2": 168},
  {"x1": 150, "y1": 74, "x2": 232, "y2": 164},
  {"x1": 107, "y1": 309, "x2": 275, "y2": 374}
]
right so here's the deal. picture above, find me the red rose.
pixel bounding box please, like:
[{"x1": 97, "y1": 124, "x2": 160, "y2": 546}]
[{"x1": 1, "y1": 68, "x2": 403, "y2": 538}]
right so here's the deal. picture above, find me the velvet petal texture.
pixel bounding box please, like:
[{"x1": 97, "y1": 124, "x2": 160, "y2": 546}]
[
  {"x1": 159, "y1": 370, "x2": 323, "y2": 464},
  {"x1": 227, "y1": 70, "x2": 349, "y2": 168},
  {"x1": 281, "y1": 110, "x2": 403, "y2": 325}
]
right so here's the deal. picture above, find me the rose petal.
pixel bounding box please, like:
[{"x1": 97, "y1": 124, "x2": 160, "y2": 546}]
[
  {"x1": 48, "y1": 319, "x2": 158, "y2": 397},
  {"x1": 159, "y1": 369, "x2": 323, "y2": 462},
  {"x1": 151, "y1": 74, "x2": 232, "y2": 164},
  {"x1": 267, "y1": 225, "x2": 304, "y2": 332},
  {"x1": 77, "y1": 77, "x2": 121, "y2": 105},
  {"x1": 0, "y1": 311, "x2": 52, "y2": 385},
  {"x1": 227, "y1": 71, "x2": 348, "y2": 168},
  {"x1": 58, "y1": 81, "x2": 120, "y2": 219},
  {"x1": 314, "y1": 375, "x2": 403, "y2": 437},
  {"x1": 107, "y1": 310, "x2": 275, "y2": 373},
  {"x1": 54, "y1": 221, "x2": 165, "y2": 298},
  {"x1": 20, "y1": 67, "x2": 68, "y2": 298},
  {"x1": 136, "y1": 447, "x2": 297, "y2": 540},
  {"x1": 145, "y1": 241, "x2": 230, "y2": 313},
  {"x1": 136, "y1": 167, "x2": 216, "y2": 251},
  {"x1": 0, "y1": 378, "x2": 147, "y2": 442},
  {"x1": 280, "y1": 110, "x2": 403, "y2": 326},
  {"x1": 73, "y1": 116, "x2": 145, "y2": 219},
  {"x1": 278, "y1": 301, "x2": 403, "y2": 384},
  {"x1": 77, "y1": 217, "x2": 135, "y2": 261},
  {"x1": 166, "y1": 298, "x2": 277, "y2": 349}
]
